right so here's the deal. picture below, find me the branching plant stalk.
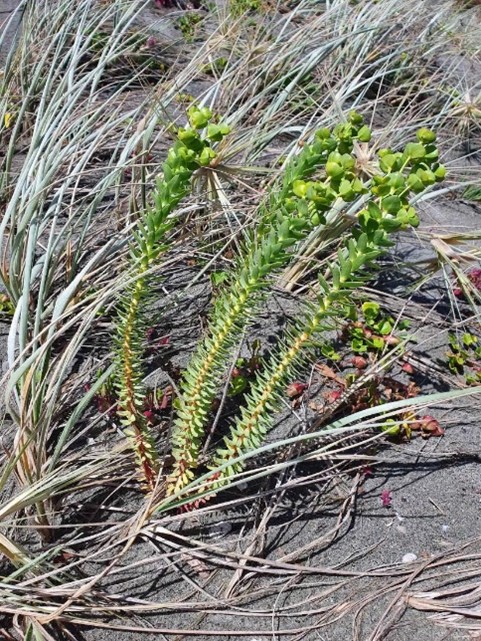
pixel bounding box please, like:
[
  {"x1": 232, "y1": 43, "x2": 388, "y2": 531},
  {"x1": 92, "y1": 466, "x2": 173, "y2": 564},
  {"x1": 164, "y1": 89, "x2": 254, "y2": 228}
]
[{"x1": 209, "y1": 240, "x2": 379, "y2": 486}]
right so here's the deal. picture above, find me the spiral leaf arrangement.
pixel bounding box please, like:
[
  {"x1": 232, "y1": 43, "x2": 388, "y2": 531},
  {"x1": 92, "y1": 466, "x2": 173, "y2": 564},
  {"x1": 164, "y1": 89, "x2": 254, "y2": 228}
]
[
  {"x1": 166, "y1": 113, "x2": 373, "y2": 495},
  {"x1": 115, "y1": 106, "x2": 230, "y2": 490},
  {"x1": 112, "y1": 109, "x2": 444, "y2": 499}
]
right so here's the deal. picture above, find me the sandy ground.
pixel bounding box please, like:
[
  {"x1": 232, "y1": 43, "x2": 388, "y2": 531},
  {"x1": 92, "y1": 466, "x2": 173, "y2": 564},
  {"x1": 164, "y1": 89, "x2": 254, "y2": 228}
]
[{"x1": 1, "y1": 2, "x2": 481, "y2": 640}]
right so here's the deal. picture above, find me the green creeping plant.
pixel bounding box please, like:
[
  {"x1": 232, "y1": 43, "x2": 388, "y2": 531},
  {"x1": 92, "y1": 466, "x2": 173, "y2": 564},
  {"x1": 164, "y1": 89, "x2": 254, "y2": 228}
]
[
  {"x1": 166, "y1": 117, "x2": 445, "y2": 498},
  {"x1": 177, "y1": 12, "x2": 204, "y2": 43},
  {"x1": 229, "y1": 0, "x2": 263, "y2": 17},
  {"x1": 0, "y1": 293, "x2": 15, "y2": 318},
  {"x1": 447, "y1": 332, "x2": 481, "y2": 384},
  {"x1": 349, "y1": 301, "x2": 411, "y2": 355},
  {"x1": 111, "y1": 109, "x2": 445, "y2": 498}
]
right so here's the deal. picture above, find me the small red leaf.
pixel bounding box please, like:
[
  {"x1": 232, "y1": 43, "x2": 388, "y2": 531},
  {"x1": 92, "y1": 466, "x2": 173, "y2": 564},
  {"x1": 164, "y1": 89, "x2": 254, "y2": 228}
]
[
  {"x1": 352, "y1": 356, "x2": 368, "y2": 370},
  {"x1": 402, "y1": 362, "x2": 415, "y2": 375},
  {"x1": 146, "y1": 327, "x2": 158, "y2": 342},
  {"x1": 326, "y1": 389, "x2": 342, "y2": 403},
  {"x1": 286, "y1": 381, "x2": 308, "y2": 398},
  {"x1": 144, "y1": 410, "x2": 156, "y2": 424},
  {"x1": 381, "y1": 489, "x2": 392, "y2": 507},
  {"x1": 419, "y1": 414, "x2": 444, "y2": 438},
  {"x1": 468, "y1": 267, "x2": 481, "y2": 291}
]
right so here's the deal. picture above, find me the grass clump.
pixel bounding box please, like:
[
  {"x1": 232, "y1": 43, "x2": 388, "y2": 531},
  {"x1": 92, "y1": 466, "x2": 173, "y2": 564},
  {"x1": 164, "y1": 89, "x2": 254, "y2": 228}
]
[{"x1": 464, "y1": 185, "x2": 481, "y2": 200}]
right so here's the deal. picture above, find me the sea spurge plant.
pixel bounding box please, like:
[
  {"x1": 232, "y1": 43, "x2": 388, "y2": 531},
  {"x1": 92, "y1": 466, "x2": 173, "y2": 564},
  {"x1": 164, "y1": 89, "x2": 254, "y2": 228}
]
[
  {"x1": 205, "y1": 127, "x2": 446, "y2": 494},
  {"x1": 114, "y1": 112, "x2": 444, "y2": 499},
  {"x1": 115, "y1": 106, "x2": 229, "y2": 490},
  {"x1": 166, "y1": 112, "x2": 372, "y2": 495}
]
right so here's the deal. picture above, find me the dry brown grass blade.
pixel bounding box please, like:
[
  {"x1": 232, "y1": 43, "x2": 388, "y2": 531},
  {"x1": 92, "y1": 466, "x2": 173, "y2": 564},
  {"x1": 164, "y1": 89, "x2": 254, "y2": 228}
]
[{"x1": 407, "y1": 579, "x2": 481, "y2": 623}]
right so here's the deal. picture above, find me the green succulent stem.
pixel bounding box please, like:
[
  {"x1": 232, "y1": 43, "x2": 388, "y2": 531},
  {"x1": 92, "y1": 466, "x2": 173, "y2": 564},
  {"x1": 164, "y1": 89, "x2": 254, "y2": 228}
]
[
  {"x1": 115, "y1": 106, "x2": 229, "y2": 490},
  {"x1": 208, "y1": 240, "x2": 377, "y2": 488},
  {"x1": 118, "y1": 261, "x2": 158, "y2": 490}
]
